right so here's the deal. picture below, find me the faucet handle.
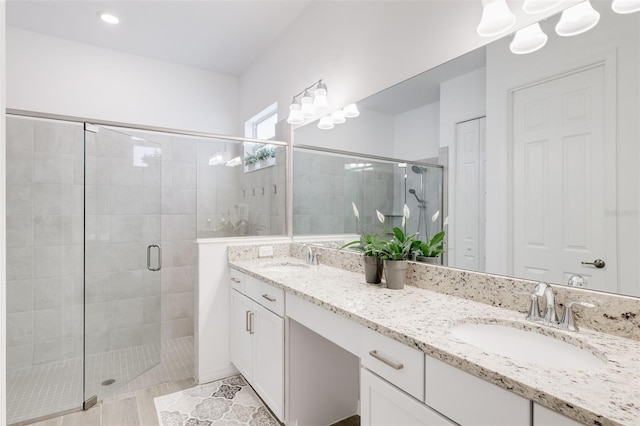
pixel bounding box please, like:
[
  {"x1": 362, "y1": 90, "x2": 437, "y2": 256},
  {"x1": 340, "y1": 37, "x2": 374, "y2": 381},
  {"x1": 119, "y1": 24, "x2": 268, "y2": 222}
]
[
  {"x1": 515, "y1": 289, "x2": 542, "y2": 321},
  {"x1": 559, "y1": 300, "x2": 595, "y2": 331}
]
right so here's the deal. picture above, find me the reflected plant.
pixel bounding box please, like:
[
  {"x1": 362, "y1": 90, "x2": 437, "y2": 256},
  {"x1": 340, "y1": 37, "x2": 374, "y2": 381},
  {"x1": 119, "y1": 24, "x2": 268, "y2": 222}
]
[
  {"x1": 416, "y1": 211, "x2": 448, "y2": 257},
  {"x1": 220, "y1": 214, "x2": 266, "y2": 236},
  {"x1": 340, "y1": 203, "x2": 386, "y2": 257},
  {"x1": 379, "y1": 204, "x2": 419, "y2": 260}
]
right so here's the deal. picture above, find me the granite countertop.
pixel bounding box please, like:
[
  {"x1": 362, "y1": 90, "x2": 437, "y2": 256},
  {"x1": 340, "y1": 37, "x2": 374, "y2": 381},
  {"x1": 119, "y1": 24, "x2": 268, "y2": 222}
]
[{"x1": 229, "y1": 257, "x2": 640, "y2": 426}]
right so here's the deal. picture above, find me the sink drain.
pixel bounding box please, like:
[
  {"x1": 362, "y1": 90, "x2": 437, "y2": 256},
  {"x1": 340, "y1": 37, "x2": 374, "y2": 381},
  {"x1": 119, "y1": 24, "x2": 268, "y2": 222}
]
[{"x1": 101, "y1": 379, "x2": 116, "y2": 386}]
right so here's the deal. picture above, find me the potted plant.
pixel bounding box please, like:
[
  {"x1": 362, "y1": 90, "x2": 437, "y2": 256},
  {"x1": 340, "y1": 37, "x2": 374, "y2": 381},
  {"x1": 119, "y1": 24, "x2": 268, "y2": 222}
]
[
  {"x1": 380, "y1": 205, "x2": 417, "y2": 289},
  {"x1": 415, "y1": 211, "x2": 448, "y2": 265},
  {"x1": 340, "y1": 204, "x2": 386, "y2": 284},
  {"x1": 244, "y1": 153, "x2": 258, "y2": 172},
  {"x1": 255, "y1": 145, "x2": 277, "y2": 167}
]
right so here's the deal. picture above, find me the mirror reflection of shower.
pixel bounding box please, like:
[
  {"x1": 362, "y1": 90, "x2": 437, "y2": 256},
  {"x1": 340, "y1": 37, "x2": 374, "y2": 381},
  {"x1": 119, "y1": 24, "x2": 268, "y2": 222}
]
[{"x1": 410, "y1": 165, "x2": 428, "y2": 241}]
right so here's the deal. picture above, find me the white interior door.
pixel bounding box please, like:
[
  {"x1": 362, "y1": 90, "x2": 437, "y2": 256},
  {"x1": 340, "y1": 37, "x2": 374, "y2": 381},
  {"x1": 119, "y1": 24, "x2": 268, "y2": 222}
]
[
  {"x1": 512, "y1": 64, "x2": 616, "y2": 292},
  {"x1": 454, "y1": 117, "x2": 486, "y2": 271}
]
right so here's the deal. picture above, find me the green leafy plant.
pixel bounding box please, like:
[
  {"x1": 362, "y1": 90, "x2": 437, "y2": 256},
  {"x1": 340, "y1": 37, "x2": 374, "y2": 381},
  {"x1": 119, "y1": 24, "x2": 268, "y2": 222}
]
[
  {"x1": 340, "y1": 203, "x2": 386, "y2": 257},
  {"x1": 416, "y1": 210, "x2": 448, "y2": 257},
  {"x1": 244, "y1": 153, "x2": 258, "y2": 166},
  {"x1": 254, "y1": 145, "x2": 276, "y2": 161},
  {"x1": 379, "y1": 204, "x2": 418, "y2": 260}
]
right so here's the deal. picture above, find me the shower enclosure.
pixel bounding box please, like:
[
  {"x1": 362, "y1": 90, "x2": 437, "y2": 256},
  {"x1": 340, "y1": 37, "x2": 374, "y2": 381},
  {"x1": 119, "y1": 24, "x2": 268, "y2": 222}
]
[{"x1": 5, "y1": 117, "x2": 162, "y2": 423}]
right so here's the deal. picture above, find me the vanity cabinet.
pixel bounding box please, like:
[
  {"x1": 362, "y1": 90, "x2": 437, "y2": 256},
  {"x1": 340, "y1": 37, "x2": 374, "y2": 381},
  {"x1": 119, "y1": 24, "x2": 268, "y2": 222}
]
[
  {"x1": 361, "y1": 368, "x2": 455, "y2": 426},
  {"x1": 425, "y1": 356, "x2": 530, "y2": 426},
  {"x1": 534, "y1": 403, "x2": 583, "y2": 426},
  {"x1": 230, "y1": 272, "x2": 284, "y2": 421}
]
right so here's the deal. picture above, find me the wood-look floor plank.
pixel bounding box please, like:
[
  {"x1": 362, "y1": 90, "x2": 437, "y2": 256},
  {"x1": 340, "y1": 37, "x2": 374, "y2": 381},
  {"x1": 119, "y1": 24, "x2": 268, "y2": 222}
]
[
  {"x1": 27, "y1": 417, "x2": 63, "y2": 426},
  {"x1": 135, "y1": 383, "x2": 174, "y2": 426},
  {"x1": 101, "y1": 396, "x2": 140, "y2": 426},
  {"x1": 59, "y1": 406, "x2": 101, "y2": 426}
]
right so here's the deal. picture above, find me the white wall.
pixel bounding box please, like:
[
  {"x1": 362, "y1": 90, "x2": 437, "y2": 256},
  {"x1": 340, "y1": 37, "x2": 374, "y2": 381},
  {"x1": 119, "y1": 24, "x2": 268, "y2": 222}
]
[
  {"x1": 6, "y1": 27, "x2": 240, "y2": 135},
  {"x1": 1, "y1": 1, "x2": 7, "y2": 424},
  {"x1": 240, "y1": 0, "x2": 576, "y2": 147},
  {"x1": 393, "y1": 102, "x2": 440, "y2": 160}
]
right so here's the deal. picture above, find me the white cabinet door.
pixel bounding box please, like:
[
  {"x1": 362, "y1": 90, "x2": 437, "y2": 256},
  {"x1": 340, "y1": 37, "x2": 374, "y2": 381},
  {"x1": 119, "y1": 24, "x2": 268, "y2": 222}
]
[
  {"x1": 252, "y1": 302, "x2": 284, "y2": 421},
  {"x1": 361, "y1": 369, "x2": 455, "y2": 426},
  {"x1": 534, "y1": 403, "x2": 583, "y2": 426},
  {"x1": 230, "y1": 289, "x2": 253, "y2": 380}
]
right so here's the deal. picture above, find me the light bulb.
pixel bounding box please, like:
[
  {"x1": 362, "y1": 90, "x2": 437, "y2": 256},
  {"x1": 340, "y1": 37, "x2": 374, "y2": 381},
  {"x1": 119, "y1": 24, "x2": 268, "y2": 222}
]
[
  {"x1": 286, "y1": 103, "x2": 304, "y2": 124},
  {"x1": 300, "y1": 91, "x2": 315, "y2": 118},
  {"x1": 510, "y1": 23, "x2": 548, "y2": 54},
  {"x1": 331, "y1": 110, "x2": 346, "y2": 124},
  {"x1": 342, "y1": 103, "x2": 360, "y2": 118},
  {"x1": 313, "y1": 82, "x2": 329, "y2": 112},
  {"x1": 555, "y1": 1, "x2": 600, "y2": 36},
  {"x1": 477, "y1": 0, "x2": 516, "y2": 37},
  {"x1": 98, "y1": 12, "x2": 120, "y2": 24},
  {"x1": 522, "y1": 0, "x2": 564, "y2": 14},
  {"x1": 611, "y1": 0, "x2": 640, "y2": 14},
  {"x1": 318, "y1": 116, "x2": 334, "y2": 130}
]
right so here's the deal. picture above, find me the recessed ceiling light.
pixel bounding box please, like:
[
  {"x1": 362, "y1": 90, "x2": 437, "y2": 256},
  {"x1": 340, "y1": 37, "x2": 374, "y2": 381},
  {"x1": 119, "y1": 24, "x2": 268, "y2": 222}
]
[{"x1": 98, "y1": 12, "x2": 119, "y2": 24}]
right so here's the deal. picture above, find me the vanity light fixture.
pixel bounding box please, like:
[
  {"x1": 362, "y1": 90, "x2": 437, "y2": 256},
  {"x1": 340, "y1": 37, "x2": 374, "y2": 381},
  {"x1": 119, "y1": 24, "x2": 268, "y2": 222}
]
[
  {"x1": 477, "y1": 0, "x2": 516, "y2": 37},
  {"x1": 286, "y1": 79, "x2": 330, "y2": 124},
  {"x1": 317, "y1": 116, "x2": 335, "y2": 130},
  {"x1": 522, "y1": 0, "x2": 564, "y2": 14},
  {"x1": 611, "y1": 0, "x2": 640, "y2": 14},
  {"x1": 509, "y1": 22, "x2": 548, "y2": 54},
  {"x1": 331, "y1": 110, "x2": 346, "y2": 124},
  {"x1": 342, "y1": 103, "x2": 360, "y2": 118},
  {"x1": 98, "y1": 12, "x2": 120, "y2": 24},
  {"x1": 555, "y1": 0, "x2": 600, "y2": 36}
]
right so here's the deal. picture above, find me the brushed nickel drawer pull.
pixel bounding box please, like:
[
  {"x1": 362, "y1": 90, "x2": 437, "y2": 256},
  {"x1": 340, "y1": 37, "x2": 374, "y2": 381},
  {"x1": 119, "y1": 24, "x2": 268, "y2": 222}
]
[
  {"x1": 262, "y1": 294, "x2": 276, "y2": 302},
  {"x1": 231, "y1": 277, "x2": 241, "y2": 283},
  {"x1": 245, "y1": 310, "x2": 251, "y2": 332},
  {"x1": 369, "y1": 350, "x2": 404, "y2": 370},
  {"x1": 249, "y1": 312, "x2": 255, "y2": 334}
]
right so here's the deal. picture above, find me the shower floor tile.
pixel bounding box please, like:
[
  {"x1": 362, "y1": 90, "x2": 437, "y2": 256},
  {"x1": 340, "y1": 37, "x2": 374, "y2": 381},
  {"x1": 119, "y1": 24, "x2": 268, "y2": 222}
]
[{"x1": 7, "y1": 336, "x2": 194, "y2": 425}]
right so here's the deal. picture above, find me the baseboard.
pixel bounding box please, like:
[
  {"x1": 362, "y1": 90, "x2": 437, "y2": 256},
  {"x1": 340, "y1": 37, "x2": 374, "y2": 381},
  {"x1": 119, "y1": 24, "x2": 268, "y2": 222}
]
[{"x1": 196, "y1": 364, "x2": 239, "y2": 384}]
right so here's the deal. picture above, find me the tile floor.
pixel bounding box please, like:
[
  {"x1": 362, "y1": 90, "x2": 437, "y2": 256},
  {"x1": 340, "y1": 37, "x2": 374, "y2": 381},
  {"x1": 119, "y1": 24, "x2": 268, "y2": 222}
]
[{"x1": 10, "y1": 336, "x2": 194, "y2": 425}]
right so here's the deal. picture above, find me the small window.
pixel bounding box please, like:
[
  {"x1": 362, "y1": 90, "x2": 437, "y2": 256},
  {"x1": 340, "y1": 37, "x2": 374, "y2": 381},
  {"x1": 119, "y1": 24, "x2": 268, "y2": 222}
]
[{"x1": 245, "y1": 102, "x2": 278, "y2": 140}]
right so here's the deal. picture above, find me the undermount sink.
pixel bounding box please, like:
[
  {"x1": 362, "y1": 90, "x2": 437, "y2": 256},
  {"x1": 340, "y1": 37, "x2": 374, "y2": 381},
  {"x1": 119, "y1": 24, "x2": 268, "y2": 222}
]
[
  {"x1": 261, "y1": 260, "x2": 311, "y2": 270},
  {"x1": 451, "y1": 322, "x2": 606, "y2": 370}
]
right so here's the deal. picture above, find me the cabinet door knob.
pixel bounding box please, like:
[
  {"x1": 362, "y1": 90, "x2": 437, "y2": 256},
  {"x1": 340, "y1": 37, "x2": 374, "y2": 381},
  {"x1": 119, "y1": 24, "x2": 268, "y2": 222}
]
[{"x1": 369, "y1": 350, "x2": 404, "y2": 370}]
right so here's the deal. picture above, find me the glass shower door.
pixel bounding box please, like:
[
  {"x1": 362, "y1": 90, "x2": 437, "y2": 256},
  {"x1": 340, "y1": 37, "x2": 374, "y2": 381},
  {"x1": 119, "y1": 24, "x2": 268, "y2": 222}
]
[{"x1": 83, "y1": 124, "x2": 162, "y2": 406}]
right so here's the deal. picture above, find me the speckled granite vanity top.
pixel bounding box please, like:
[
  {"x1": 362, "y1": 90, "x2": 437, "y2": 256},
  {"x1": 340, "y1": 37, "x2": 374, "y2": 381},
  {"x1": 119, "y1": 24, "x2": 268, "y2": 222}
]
[{"x1": 229, "y1": 256, "x2": 640, "y2": 426}]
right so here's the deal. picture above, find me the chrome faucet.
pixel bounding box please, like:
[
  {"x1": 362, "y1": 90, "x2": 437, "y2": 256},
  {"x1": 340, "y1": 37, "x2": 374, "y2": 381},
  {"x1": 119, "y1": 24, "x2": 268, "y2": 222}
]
[
  {"x1": 302, "y1": 244, "x2": 319, "y2": 265},
  {"x1": 518, "y1": 282, "x2": 594, "y2": 331},
  {"x1": 533, "y1": 282, "x2": 557, "y2": 323}
]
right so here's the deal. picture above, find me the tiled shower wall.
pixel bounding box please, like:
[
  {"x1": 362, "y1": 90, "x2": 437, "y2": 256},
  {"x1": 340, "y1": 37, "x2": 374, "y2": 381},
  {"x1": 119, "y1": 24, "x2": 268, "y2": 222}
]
[{"x1": 6, "y1": 117, "x2": 84, "y2": 371}]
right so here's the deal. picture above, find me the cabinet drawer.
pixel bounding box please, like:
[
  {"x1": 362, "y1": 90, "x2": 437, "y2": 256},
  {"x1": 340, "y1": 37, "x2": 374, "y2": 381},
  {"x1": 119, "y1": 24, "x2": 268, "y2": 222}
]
[
  {"x1": 361, "y1": 328, "x2": 424, "y2": 401},
  {"x1": 425, "y1": 356, "x2": 530, "y2": 426},
  {"x1": 244, "y1": 274, "x2": 284, "y2": 317},
  {"x1": 230, "y1": 268, "x2": 244, "y2": 292}
]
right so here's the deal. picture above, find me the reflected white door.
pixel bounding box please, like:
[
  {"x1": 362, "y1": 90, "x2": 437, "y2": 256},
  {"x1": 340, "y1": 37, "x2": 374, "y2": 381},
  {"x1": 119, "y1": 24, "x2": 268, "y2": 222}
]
[
  {"x1": 454, "y1": 118, "x2": 486, "y2": 271},
  {"x1": 512, "y1": 64, "x2": 616, "y2": 292}
]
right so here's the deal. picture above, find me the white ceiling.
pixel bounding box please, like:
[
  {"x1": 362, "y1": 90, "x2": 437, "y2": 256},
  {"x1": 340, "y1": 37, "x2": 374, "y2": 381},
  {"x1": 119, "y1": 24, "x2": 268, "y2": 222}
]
[{"x1": 6, "y1": 0, "x2": 312, "y2": 76}]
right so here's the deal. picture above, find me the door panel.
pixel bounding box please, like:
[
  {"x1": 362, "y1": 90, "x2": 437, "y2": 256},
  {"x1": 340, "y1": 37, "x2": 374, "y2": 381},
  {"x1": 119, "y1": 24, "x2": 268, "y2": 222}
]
[
  {"x1": 83, "y1": 125, "x2": 162, "y2": 404},
  {"x1": 512, "y1": 65, "x2": 615, "y2": 291}
]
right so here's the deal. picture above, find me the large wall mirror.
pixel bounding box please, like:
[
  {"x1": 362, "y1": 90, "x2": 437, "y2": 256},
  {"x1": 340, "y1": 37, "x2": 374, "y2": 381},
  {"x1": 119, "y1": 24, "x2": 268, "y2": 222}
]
[{"x1": 293, "y1": 2, "x2": 640, "y2": 298}]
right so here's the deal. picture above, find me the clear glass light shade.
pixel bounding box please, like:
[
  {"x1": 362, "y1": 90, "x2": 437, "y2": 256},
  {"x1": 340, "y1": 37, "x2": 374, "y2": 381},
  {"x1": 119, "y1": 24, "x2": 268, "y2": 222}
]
[
  {"x1": 477, "y1": 0, "x2": 516, "y2": 37},
  {"x1": 510, "y1": 23, "x2": 548, "y2": 54},
  {"x1": 612, "y1": 0, "x2": 640, "y2": 14},
  {"x1": 300, "y1": 92, "x2": 316, "y2": 118},
  {"x1": 331, "y1": 110, "x2": 346, "y2": 124},
  {"x1": 555, "y1": 1, "x2": 600, "y2": 36},
  {"x1": 313, "y1": 88, "x2": 329, "y2": 112},
  {"x1": 522, "y1": 0, "x2": 564, "y2": 14},
  {"x1": 342, "y1": 103, "x2": 360, "y2": 118},
  {"x1": 318, "y1": 116, "x2": 334, "y2": 130},
  {"x1": 287, "y1": 103, "x2": 304, "y2": 124}
]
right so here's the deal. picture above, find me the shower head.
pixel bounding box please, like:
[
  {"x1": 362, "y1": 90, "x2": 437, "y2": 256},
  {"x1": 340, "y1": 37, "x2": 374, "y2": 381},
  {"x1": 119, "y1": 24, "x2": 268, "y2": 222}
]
[
  {"x1": 411, "y1": 165, "x2": 427, "y2": 174},
  {"x1": 408, "y1": 188, "x2": 424, "y2": 203}
]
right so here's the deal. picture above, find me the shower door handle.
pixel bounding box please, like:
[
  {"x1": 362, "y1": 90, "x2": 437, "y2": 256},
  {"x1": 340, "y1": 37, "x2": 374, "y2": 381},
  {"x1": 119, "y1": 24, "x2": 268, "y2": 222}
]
[{"x1": 147, "y1": 244, "x2": 162, "y2": 271}]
